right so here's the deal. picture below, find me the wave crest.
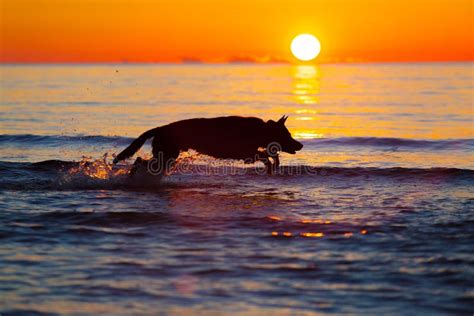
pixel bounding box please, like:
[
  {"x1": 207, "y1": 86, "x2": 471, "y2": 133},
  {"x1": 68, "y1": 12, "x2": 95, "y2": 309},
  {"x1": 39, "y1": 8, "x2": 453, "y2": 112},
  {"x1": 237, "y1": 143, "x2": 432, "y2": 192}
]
[{"x1": 0, "y1": 158, "x2": 472, "y2": 191}]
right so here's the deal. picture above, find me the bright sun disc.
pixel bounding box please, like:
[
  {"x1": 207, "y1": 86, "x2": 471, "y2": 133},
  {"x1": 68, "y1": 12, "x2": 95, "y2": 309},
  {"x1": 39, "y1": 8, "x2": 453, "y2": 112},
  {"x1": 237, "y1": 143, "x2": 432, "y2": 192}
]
[{"x1": 291, "y1": 34, "x2": 321, "y2": 61}]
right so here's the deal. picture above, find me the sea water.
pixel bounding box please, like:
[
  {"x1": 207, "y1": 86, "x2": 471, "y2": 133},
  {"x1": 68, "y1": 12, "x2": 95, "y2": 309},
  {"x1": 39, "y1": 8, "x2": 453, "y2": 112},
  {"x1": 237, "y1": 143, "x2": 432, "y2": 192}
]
[{"x1": 0, "y1": 63, "x2": 473, "y2": 314}]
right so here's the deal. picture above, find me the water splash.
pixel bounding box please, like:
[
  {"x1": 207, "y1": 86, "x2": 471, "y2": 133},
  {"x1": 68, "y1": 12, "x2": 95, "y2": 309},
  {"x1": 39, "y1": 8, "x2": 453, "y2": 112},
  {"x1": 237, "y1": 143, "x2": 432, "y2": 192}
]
[
  {"x1": 66, "y1": 153, "x2": 129, "y2": 180},
  {"x1": 57, "y1": 153, "x2": 133, "y2": 189}
]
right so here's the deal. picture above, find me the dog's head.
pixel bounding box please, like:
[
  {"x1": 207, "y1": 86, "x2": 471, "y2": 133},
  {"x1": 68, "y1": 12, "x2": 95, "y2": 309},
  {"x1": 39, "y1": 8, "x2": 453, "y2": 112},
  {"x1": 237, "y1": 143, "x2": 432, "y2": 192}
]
[{"x1": 266, "y1": 116, "x2": 303, "y2": 154}]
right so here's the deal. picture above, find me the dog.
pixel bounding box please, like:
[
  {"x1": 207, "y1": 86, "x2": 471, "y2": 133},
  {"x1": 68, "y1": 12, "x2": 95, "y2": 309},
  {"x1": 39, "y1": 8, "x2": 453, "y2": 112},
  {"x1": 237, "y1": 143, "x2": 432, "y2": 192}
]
[{"x1": 113, "y1": 116, "x2": 303, "y2": 174}]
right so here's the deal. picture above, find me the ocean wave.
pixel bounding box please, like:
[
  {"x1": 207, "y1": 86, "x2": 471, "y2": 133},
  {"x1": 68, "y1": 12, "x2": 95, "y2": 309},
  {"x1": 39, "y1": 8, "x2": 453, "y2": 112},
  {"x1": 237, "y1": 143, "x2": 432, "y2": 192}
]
[
  {"x1": 303, "y1": 137, "x2": 474, "y2": 150},
  {"x1": 0, "y1": 160, "x2": 472, "y2": 191},
  {"x1": 0, "y1": 134, "x2": 134, "y2": 146},
  {"x1": 1, "y1": 134, "x2": 472, "y2": 150}
]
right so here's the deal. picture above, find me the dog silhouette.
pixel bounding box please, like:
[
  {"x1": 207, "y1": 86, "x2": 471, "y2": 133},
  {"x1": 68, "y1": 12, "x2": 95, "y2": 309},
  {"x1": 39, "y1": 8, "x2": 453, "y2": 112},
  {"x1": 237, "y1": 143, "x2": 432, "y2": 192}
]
[{"x1": 113, "y1": 116, "x2": 303, "y2": 174}]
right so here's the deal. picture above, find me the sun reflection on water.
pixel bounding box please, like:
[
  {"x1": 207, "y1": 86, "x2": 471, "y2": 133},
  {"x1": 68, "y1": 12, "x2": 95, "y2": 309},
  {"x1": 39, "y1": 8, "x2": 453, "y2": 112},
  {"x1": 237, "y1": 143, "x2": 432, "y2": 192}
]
[
  {"x1": 301, "y1": 219, "x2": 332, "y2": 224},
  {"x1": 293, "y1": 131, "x2": 324, "y2": 139},
  {"x1": 292, "y1": 65, "x2": 320, "y2": 106},
  {"x1": 300, "y1": 232, "x2": 324, "y2": 238},
  {"x1": 291, "y1": 64, "x2": 323, "y2": 138},
  {"x1": 268, "y1": 216, "x2": 369, "y2": 239},
  {"x1": 267, "y1": 216, "x2": 282, "y2": 221}
]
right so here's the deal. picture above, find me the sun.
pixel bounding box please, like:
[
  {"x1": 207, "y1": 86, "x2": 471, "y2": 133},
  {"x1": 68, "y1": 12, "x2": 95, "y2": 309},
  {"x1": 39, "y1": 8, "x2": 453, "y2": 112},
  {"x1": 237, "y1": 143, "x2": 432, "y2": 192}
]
[{"x1": 291, "y1": 34, "x2": 321, "y2": 61}]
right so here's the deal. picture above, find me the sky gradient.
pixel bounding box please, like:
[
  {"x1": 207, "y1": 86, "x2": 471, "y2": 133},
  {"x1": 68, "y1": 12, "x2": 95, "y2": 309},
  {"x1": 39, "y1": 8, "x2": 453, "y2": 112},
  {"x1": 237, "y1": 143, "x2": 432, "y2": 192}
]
[{"x1": 1, "y1": 0, "x2": 473, "y2": 63}]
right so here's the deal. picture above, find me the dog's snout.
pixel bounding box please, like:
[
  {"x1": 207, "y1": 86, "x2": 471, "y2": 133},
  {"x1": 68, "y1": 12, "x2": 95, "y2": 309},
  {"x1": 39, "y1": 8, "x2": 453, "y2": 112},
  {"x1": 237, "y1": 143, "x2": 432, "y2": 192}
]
[{"x1": 295, "y1": 140, "x2": 303, "y2": 151}]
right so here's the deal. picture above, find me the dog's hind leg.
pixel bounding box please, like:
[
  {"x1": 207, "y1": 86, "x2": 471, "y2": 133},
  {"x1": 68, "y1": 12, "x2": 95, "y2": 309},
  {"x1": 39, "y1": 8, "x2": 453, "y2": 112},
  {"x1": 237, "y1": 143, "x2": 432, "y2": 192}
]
[
  {"x1": 163, "y1": 150, "x2": 180, "y2": 174},
  {"x1": 151, "y1": 142, "x2": 180, "y2": 175},
  {"x1": 129, "y1": 157, "x2": 145, "y2": 177}
]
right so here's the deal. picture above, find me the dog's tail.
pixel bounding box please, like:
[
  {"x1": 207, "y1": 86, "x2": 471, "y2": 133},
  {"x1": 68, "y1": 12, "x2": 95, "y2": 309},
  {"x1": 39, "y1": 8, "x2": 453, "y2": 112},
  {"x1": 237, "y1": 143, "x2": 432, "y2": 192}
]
[{"x1": 113, "y1": 127, "x2": 159, "y2": 164}]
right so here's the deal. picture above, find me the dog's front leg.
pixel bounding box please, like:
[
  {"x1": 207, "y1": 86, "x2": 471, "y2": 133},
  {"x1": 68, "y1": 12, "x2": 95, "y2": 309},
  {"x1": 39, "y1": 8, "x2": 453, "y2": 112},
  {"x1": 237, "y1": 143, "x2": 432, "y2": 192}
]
[
  {"x1": 265, "y1": 159, "x2": 274, "y2": 175},
  {"x1": 272, "y1": 154, "x2": 280, "y2": 168},
  {"x1": 265, "y1": 154, "x2": 279, "y2": 174},
  {"x1": 256, "y1": 151, "x2": 276, "y2": 175}
]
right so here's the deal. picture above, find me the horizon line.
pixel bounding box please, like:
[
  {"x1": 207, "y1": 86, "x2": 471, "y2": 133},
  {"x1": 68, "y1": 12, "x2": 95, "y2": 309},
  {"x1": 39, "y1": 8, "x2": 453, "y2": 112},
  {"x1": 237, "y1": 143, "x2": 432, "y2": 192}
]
[{"x1": 1, "y1": 60, "x2": 473, "y2": 66}]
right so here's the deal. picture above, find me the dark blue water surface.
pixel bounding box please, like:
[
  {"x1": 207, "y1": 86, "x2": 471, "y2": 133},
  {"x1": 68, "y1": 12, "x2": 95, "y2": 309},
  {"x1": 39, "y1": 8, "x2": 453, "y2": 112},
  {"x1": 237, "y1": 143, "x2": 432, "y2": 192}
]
[{"x1": 1, "y1": 148, "x2": 473, "y2": 314}]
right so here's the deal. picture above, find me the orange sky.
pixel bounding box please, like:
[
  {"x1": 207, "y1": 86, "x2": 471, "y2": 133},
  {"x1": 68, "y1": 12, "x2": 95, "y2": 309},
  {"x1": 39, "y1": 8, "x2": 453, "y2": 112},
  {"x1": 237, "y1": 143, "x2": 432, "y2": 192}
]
[{"x1": 1, "y1": 0, "x2": 473, "y2": 63}]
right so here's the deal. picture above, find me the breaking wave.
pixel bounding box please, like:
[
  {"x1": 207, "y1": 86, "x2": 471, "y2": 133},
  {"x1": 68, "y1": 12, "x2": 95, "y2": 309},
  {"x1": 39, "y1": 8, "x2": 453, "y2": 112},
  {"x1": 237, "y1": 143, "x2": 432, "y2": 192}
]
[{"x1": 0, "y1": 158, "x2": 472, "y2": 191}]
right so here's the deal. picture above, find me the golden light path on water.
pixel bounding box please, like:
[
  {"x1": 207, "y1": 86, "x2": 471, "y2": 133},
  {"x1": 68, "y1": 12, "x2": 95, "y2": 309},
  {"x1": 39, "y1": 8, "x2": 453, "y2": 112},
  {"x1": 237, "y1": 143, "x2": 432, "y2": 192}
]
[
  {"x1": 291, "y1": 65, "x2": 323, "y2": 139},
  {"x1": 1, "y1": 64, "x2": 472, "y2": 140}
]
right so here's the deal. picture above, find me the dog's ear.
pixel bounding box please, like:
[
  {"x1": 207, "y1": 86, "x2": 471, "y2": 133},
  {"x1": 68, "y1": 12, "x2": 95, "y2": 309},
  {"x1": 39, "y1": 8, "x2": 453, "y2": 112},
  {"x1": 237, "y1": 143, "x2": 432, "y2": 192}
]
[{"x1": 277, "y1": 115, "x2": 288, "y2": 125}]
